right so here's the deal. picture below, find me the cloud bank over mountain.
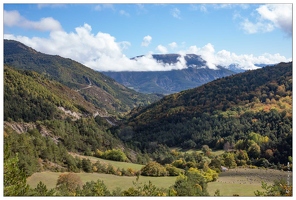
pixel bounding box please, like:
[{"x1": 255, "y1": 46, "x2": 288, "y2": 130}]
[{"x1": 4, "y1": 9, "x2": 291, "y2": 72}]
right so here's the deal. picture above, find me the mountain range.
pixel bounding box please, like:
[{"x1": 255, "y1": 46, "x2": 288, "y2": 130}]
[{"x1": 102, "y1": 54, "x2": 236, "y2": 94}]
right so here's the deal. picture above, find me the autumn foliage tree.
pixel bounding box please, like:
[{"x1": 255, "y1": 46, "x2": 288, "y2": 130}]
[
  {"x1": 140, "y1": 161, "x2": 168, "y2": 177},
  {"x1": 56, "y1": 173, "x2": 83, "y2": 196}
]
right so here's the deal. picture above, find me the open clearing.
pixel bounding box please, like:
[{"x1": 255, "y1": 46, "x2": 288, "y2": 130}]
[
  {"x1": 27, "y1": 172, "x2": 176, "y2": 191},
  {"x1": 27, "y1": 167, "x2": 291, "y2": 196},
  {"x1": 208, "y1": 168, "x2": 292, "y2": 196}
]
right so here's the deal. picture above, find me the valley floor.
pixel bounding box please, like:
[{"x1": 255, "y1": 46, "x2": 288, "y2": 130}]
[
  {"x1": 207, "y1": 168, "x2": 291, "y2": 196},
  {"x1": 27, "y1": 167, "x2": 291, "y2": 196}
]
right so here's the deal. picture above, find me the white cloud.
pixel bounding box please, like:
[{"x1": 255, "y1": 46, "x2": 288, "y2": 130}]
[
  {"x1": 169, "y1": 42, "x2": 178, "y2": 49},
  {"x1": 190, "y1": 4, "x2": 207, "y2": 13},
  {"x1": 119, "y1": 10, "x2": 130, "y2": 17},
  {"x1": 257, "y1": 4, "x2": 292, "y2": 36},
  {"x1": 184, "y1": 43, "x2": 290, "y2": 70},
  {"x1": 241, "y1": 19, "x2": 274, "y2": 34},
  {"x1": 241, "y1": 4, "x2": 292, "y2": 36},
  {"x1": 213, "y1": 4, "x2": 249, "y2": 10},
  {"x1": 213, "y1": 4, "x2": 233, "y2": 9},
  {"x1": 94, "y1": 5, "x2": 102, "y2": 11},
  {"x1": 4, "y1": 10, "x2": 62, "y2": 32},
  {"x1": 3, "y1": 10, "x2": 21, "y2": 27},
  {"x1": 200, "y1": 5, "x2": 207, "y2": 13},
  {"x1": 94, "y1": 4, "x2": 115, "y2": 11},
  {"x1": 171, "y1": 8, "x2": 181, "y2": 19},
  {"x1": 156, "y1": 45, "x2": 168, "y2": 54},
  {"x1": 141, "y1": 35, "x2": 152, "y2": 47},
  {"x1": 185, "y1": 43, "x2": 218, "y2": 69},
  {"x1": 4, "y1": 23, "x2": 189, "y2": 72},
  {"x1": 37, "y1": 4, "x2": 66, "y2": 9},
  {"x1": 4, "y1": 12, "x2": 290, "y2": 72},
  {"x1": 119, "y1": 41, "x2": 131, "y2": 50}
]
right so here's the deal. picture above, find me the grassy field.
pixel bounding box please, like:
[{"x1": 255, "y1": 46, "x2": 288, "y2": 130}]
[
  {"x1": 70, "y1": 153, "x2": 144, "y2": 171},
  {"x1": 27, "y1": 164, "x2": 291, "y2": 196},
  {"x1": 27, "y1": 172, "x2": 177, "y2": 191},
  {"x1": 207, "y1": 168, "x2": 291, "y2": 196}
]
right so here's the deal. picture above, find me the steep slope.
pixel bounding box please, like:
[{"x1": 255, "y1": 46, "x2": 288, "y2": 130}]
[
  {"x1": 4, "y1": 39, "x2": 162, "y2": 115},
  {"x1": 103, "y1": 54, "x2": 236, "y2": 94},
  {"x1": 4, "y1": 65, "x2": 145, "y2": 176},
  {"x1": 117, "y1": 62, "x2": 292, "y2": 164},
  {"x1": 4, "y1": 66, "x2": 98, "y2": 121}
]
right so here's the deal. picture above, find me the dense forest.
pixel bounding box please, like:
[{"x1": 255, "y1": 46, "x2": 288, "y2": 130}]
[{"x1": 115, "y1": 62, "x2": 292, "y2": 165}]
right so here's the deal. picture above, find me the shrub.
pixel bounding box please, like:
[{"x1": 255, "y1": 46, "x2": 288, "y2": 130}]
[
  {"x1": 101, "y1": 149, "x2": 128, "y2": 162},
  {"x1": 140, "y1": 161, "x2": 168, "y2": 177},
  {"x1": 165, "y1": 164, "x2": 182, "y2": 176}
]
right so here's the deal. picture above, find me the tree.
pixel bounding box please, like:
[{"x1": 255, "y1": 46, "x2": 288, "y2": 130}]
[
  {"x1": 181, "y1": 140, "x2": 196, "y2": 149},
  {"x1": 140, "y1": 161, "x2": 168, "y2": 177},
  {"x1": 254, "y1": 180, "x2": 292, "y2": 196},
  {"x1": 173, "y1": 171, "x2": 209, "y2": 196},
  {"x1": 248, "y1": 143, "x2": 261, "y2": 159},
  {"x1": 102, "y1": 149, "x2": 128, "y2": 162},
  {"x1": 82, "y1": 158, "x2": 93, "y2": 173},
  {"x1": 165, "y1": 164, "x2": 182, "y2": 176},
  {"x1": 223, "y1": 152, "x2": 237, "y2": 168},
  {"x1": 31, "y1": 181, "x2": 55, "y2": 196},
  {"x1": 4, "y1": 154, "x2": 30, "y2": 196},
  {"x1": 77, "y1": 179, "x2": 111, "y2": 196},
  {"x1": 264, "y1": 149, "x2": 274, "y2": 159},
  {"x1": 56, "y1": 173, "x2": 83, "y2": 196},
  {"x1": 122, "y1": 179, "x2": 167, "y2": 196},
  {"x1": 209, "y1": 157, "x2": 222, "y2": 172},
  {"x1": 235, "y1": 150, "x2": 249, "y2": 166},
  {"x1": 201, "y1": 145, "x2": 212, "y2": 156}
]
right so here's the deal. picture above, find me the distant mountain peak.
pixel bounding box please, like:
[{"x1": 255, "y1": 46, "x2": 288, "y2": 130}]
[{"x1": 103, "y1": 53, "x2": 235, "y2": 94}]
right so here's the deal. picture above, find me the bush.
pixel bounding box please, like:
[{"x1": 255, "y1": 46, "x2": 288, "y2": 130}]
[
  {"x1": 101, "y1": 149, "x2": 128, "y2": 162},
  {"x1": 165, "y1": 164, "x2": 182, "y2": 176},
  {"x1": 140, "y1": 161, "x2": 168, "y2": 177},
  {"x1": 77, "y1": 179, "x2": 111, "y2": 196}
]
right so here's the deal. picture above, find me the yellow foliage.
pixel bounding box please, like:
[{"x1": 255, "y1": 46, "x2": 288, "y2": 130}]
[{"x1": 95, "y1": 149, "x2": 103, "y2": 157}]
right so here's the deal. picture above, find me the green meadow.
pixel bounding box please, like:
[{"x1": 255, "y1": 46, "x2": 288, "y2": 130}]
[
  {"x1": 27, "y1": 162, "x2": 290, "y2": 196},
  {"x1": 27, "y1": 172, "x2": 177, "y2": 191}
]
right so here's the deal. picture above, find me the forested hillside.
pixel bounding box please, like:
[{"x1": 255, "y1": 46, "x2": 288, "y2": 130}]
[
  {"x1": 4, "y1": 66, "x2": 98, "y2": 121},
  {"x1": 4, "y1": 39, "x2": 162, "y2": 115},
  {"x1": 116, "y1": 62, "x2": 292, "y2": 165},
  {"x1": 4, "y1": 66, "x2": 148, "y2": 177}
]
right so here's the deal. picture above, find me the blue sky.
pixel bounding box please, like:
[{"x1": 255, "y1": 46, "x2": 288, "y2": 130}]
[{"x1": 3, "y1": 2, "x2": 293, "y2": 71}]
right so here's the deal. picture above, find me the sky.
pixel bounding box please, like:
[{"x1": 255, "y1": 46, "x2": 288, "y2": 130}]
[{"x1": 2, "y1": 1, "x2": 293, "y2": 71}]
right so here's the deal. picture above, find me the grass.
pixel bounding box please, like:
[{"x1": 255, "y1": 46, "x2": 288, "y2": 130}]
[
  {"x1": 208, "y1": 182, "x2": 262, "y2": 196},
  {"x1": 27, "y1": 172, "x2": 177, "y2": 191},
  {"x1": 27, "y1": 167, "x2": 291, "y2": 196},
  {"x1": 207, "y1": 168, "x2": 290, "y2": 196}
]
